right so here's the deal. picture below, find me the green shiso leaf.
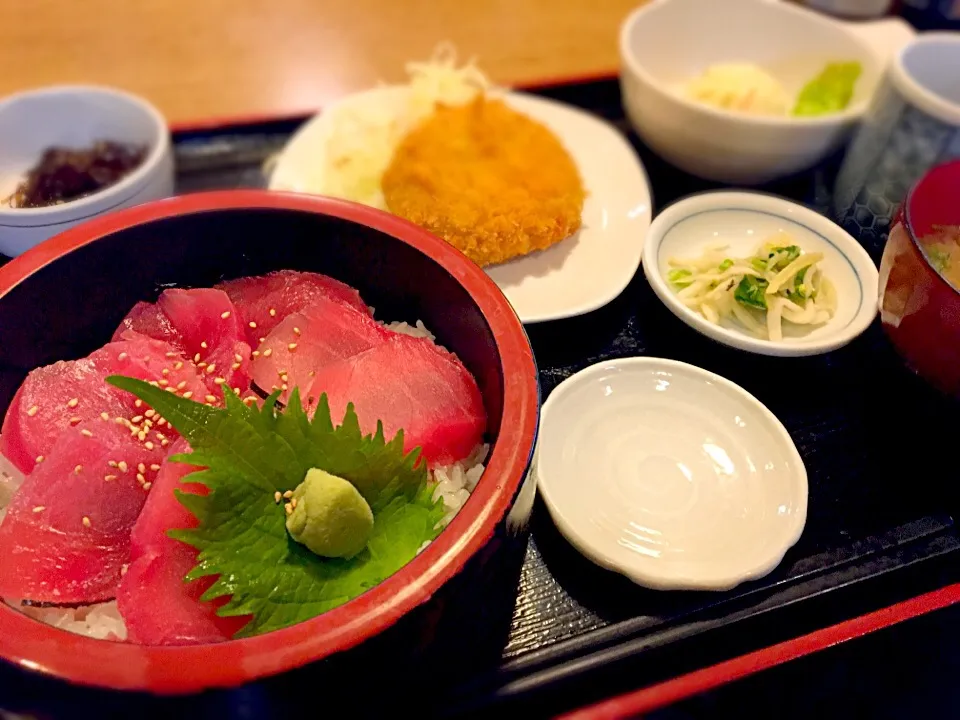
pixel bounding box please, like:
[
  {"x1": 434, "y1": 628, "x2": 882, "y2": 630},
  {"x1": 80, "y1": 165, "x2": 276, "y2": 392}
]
[
  {"x1": 106, "y1": 376, "x2": 447, "y2": 638},
  {"x1": 793, "y1": 62, "x2": 861, "y2": 117}
]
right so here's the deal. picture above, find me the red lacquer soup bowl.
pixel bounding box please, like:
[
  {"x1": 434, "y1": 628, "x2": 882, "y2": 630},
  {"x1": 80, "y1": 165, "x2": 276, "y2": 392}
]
[
  {"x1": 0, "y1": 191, "x2": 539, "y2": 696},
  {"x1": 879, "y1": 160, "x2": 960, "y2": 397}
]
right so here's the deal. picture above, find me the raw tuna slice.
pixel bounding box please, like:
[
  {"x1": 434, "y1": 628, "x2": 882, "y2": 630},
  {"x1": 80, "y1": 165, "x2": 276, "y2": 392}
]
[
  {"x1": 0, "y1": 419, "x2": 167, "y2": 603},
  {"x1": 118, "y1": 440, "x2": 249, "y2": 645},
  {"x1": 217, "y1": 270, "x2": 370, "y2": 346},
  {"x1": 157, "y1": 289, "x2": 252, "y2": 395},
  {"x1": 112, "y1": 289, "x2": 252, "y2": 395},
  {"x1": 306, "y1": 333, "x2": 486, "y2": 466},
  {"x1": 251, "y1": 296, "x2": 390, "y2": 404},
  {"x1": 0, "y1": 333, "x2": 206, "y2": 476}
]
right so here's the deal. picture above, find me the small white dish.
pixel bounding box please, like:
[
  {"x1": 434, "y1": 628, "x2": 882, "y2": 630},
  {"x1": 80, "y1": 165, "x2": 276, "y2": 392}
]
[
  {"x1": 619, "y1": 0, "x2": 916, "y2": 184},
  {"x1": 643, "y1": 191, "x2": 879, "y2": 357},
  {"x1": 269, "y1": 88, "x2": 652, "y2": 324},
  {"x1": 0, "y1": 85, "x2": 174, "y2": 257},
  {"x1": 537, "y1": 357, "x2": 807, "y2": 591}
]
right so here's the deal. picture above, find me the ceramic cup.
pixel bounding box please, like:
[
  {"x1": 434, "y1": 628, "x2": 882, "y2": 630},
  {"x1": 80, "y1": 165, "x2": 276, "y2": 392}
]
[{"x1": 833, "y1": 33, "x2": 960, "y2": 257}]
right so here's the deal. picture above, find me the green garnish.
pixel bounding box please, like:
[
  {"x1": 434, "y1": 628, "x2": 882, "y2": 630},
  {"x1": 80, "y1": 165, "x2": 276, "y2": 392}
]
[
  {"x1": 793, "y1": 62, "x2": 862, "y2": 117},
  {"x1": 734, "y1": 275, "x2": 769, "y2": 310},
  {"x1": 718, "y1": 259, "x2": 734, "y2": 272},
  {"x1": 767, "y1": 245, "x2": 801, "y2": 271},
  {"x1": 788, "y1": 267, "x2": 815, "y2": 299},
  {"x1": 927, "y1": 247, "x2": 950, "y2": 273},
  {"x1": 668, "y1": 268, "x2": 693, "y2": 287},
  {"x1": 750, "y1": 257, "x2": 769, "y2": 272},
  {"x1": 106, "y1": 376, "x2": 446, "y2": 639}
]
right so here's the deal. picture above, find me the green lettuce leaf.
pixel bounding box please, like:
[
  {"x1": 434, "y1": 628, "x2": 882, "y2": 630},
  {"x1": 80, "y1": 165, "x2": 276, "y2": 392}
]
[{"x1": 106, "y1": 376, "x2": 446, "y2": 638}]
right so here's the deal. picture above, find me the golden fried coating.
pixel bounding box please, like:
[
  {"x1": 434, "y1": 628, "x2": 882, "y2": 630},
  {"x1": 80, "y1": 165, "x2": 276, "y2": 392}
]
[{"x1": 382, "y1": 97, "x2": 585, "y2": 267}]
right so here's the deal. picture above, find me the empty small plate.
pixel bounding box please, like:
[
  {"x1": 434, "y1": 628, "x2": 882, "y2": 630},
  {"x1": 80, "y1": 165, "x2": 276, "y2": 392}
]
[{"x1": 537, "y1": 357, "x2": 807, "y2": 591}]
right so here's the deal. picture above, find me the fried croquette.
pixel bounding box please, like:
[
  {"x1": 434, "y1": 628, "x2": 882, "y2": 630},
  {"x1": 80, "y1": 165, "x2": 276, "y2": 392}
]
[{"x1": 382, "y1": 97, "x2": 585, "y2": 267}]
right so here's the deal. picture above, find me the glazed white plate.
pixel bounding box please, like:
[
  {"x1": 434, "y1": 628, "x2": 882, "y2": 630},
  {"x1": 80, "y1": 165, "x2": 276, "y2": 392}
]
[
  {"x1": 537, "y1": 357, "x2": 807, "y2": 591},
  {"x1": 643, "y1": 191, "x2": 879, "y2": 356},
  {"x1": 269, "y1": 88, "x2": 653, "y2": 324}
]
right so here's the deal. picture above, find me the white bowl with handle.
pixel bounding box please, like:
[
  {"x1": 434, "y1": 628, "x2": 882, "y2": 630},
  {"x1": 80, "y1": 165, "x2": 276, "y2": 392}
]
[{"x1": 618, "y1": 0, "x2": 915, "y2": 184}]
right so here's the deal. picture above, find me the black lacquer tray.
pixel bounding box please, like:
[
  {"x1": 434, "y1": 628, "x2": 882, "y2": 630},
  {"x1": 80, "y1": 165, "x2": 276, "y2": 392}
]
[{"x1": 1, "y1": 78, "x2": 957, "y2": 719}]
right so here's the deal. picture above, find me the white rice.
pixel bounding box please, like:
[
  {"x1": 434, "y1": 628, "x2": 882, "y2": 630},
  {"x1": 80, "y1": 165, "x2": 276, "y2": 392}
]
[{"x1": 0, "y1": 317, "x2": 488, "y2": 642}]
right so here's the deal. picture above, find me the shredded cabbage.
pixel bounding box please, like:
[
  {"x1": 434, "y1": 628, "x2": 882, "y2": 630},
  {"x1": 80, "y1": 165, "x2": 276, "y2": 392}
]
[
  {"x1": 666, "y1": 233, "x2": 836, "y2": 342},
  {"x1": 317, "y1": 44, "x2": 493, "y2": 209}
]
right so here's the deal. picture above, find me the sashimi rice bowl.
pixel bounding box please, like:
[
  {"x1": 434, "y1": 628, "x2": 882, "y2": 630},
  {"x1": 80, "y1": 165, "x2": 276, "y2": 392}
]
[{"x1": 0, "y1": 191, "x2": 538, "y2": 691}]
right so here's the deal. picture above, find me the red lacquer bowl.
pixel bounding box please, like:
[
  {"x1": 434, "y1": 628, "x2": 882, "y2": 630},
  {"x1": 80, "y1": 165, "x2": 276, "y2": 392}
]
[
  {"x1": 879, "y1": 160, "x2": 960, "y2": 397},
  {"x1": 0, "y1": 191, "x2": 539, "y2": 694}
]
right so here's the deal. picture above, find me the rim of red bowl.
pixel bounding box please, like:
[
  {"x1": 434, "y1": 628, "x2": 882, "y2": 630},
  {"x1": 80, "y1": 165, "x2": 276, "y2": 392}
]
[
  {"x1": 0, "y1": 190, "x2": 540, "y2": 694},
  {"x1": 901, "y1": 159, "x2": 960, "y2": 298}
]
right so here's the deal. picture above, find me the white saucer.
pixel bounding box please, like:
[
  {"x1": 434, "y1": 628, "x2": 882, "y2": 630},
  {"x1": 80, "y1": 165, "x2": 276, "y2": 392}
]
[
  {"x1": 269, "y1": 87, "x2": 653, "y2": 324},
  {"x1": 537, "y1": 357, "x2": 807, "y2": 591}
]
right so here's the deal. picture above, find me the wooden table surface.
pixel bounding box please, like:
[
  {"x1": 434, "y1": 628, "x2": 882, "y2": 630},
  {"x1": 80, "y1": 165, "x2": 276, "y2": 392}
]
[{"x1": 1, "y1": 0, "x2": 644, "y2": 128}]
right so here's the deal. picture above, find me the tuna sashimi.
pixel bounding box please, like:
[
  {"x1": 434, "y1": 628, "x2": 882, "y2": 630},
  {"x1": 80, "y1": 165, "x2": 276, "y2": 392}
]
[
  {"x1": 118, "y1": 440, "x2": 248, "y2": 645},
  {"x1": 217, "y1": 270, "x2": 370, "y2": 345},
  {"x1": 0, "y1": 333, "x2": 206, "y2": 476},
  {"x1": 306, "y1": 333, "x2": 486, "y2": 466},
  {"x1": 251, "y1": 296, "x2": 390, "y2": 404},
  {"x1": 0, "y1": 420, "x2": 167, "y2": 603},
  {"x1": 113, "y1": 289, "x2": 252, "y2": 395}
]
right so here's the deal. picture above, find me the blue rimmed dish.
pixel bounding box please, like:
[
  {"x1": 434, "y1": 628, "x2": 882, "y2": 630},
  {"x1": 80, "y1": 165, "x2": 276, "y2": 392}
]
[{"x1": 642, "y1": 191, "x2": 879, "y2": 357}]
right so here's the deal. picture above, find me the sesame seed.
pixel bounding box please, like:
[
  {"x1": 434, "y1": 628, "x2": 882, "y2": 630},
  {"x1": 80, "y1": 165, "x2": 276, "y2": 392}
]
[
  {"x1": 205, "y1": 364, "x2": 216, "y2": 374},
  {"x1": 176, "y1": 381, "x2": 187, "y2": 390},
  {"x1": 32, "y1": 506, "x2": 45, "y2": 513},
  {"x1": 269, "y1": 308, "x2": 277, "y2": 317},
  {"x1": 26, "y1": 405, "x2": 38, "y2": 417},
  {"x1": 165, "y1": 387, "x2": 177, "y2": 393},
  {"x1": 158, "y1": 379, "x2": 169, "y2": 387},
  {"x1": 221, "y1": 311, "x2": 231, "y2": 319},
  {"x1": 145, "y1": 441, "x2": 155, "y2": 450},
  {"x1": 74, "y1": 465, "x2": 83, "y2": 474},
  {"x1": 244, "y1": 396, "x2": 257, "y2": 405},
  {"x1": 137, "y1": 431, "x2": 147, "y2": 442},
  {"x1": 194, "y1": 353, "x2": 201, "y2": 363},
  {"x1": 232, "y1": 363, "x2": 241, "y2": 370},
  {"x1": 135, "y1": 399, "x2": 143, "y2": 408},
  {"x1": 263, "y1": 349, "x2": 273, "y2": 358},
  {"x1": 271, "y1": 384, "x2": 279, "y2": 391},
  {"x1": 136, "y1": 473, "x2": 146, "y2": 484},
  {"x1": 143, "y1": 482, "x2": 152, "y2": 490},
  {"x1": 118, "y1": 461, "x2": 128, "y2": 472},
  {"x1": 82, "y1": 517, "x2": 91, "y2": 528},
  {"x1": 285, "y1": 504, "x2": 293, "y2": 515},
  {"x1": 214, "y1": 377, "x2": 226, "y2": 385},
  {"x1": 35, "y1": 455, "x2": 44, "y2": 464},
  {"x1": 80, "y1": 429, "x2": 93, "y2": 438},
  {"x1": 165, "y1": 352, "x2": 177, "y2": 358},
  {"x1": 274, "y1": 491, "x2": 282, "y2": 503},
  {"x1": 118, "y1": 352, "x2": 128, "y2": 361},
  {"x1": 198, "y1": 361, "x2": 207, "y2": 369},
  {"x1": 104, "y1": 475, "x2": 117, "y2": 482},
  {"x1": 200, "y1": 341, "x2": 208, "y2": 349},
  {"x1": 160, "y1": 438, "x2": 170, "y2": 447},
  {"x1": 183, "y1": 391, "x2": 194, "y2": 399},
  {"x1": 67, "y1": 398, "x2": 79, "y2": 408},
  {"x1": 69, "y1": 417, "x2": 82, "y2": 425},
  {"x1": 108, "y1": 460, "x2": 118, "y2": 468},
  {"x1": 150, "y1": 464, "x2": 161, "y2": 471},
  {"x1": 157, "y1": 418, "x2": 167, "y2": 427},
  {"x1": 252, "y1": 351, "x2": 260, "y2": 357},
  {"x1": 132, "y1": 415, "x2": 143, "y2": 423},
  {"x1": 174, "y1": 361, "x2": 184, "y2": 370},
  {"x1": 281, "y1": 384, "x2": 289, "y2": 391},
  {"x1": 234, "y1": 387, "x2": 241, "y2": 396},
  {"x1": 249, "y1": 321, "x2": 258, "y2": 329},
  {"x1": 280, "y1": 374, "x2": 289, "y2": 383},
  {"x1": 205, "y1": 394, "x2": 217, "y2": 403},
  {"x1": 288, "y1": 343, "x2": 298, "y2": 351},
  {"x1": 162, "y1": 368, "x2": 170, "y2": 376},
  {"x1": 234, "y1": 353, "x2": 244, "y2": 363},
  {"x1": 149, "y1": 380, "x2": 160, "y2": 388},
  {"x1": 259, "y1": 337, "x2": 266, "y2": 344},
  {"x1": 145, "y1": 409, "x2": 155, "y2": 418},
  {"x1": 283, "y1": 490, "x2": 293, "y2": 499},
  {"x1": 293, "y1": 327, "x2": 301, "y2": 336},
  {"x1": 308, "y1": 371, "x2": 316, "y2": 378},
  {"x1": 100, "y1": 412, "x2": 110, "y2": 421},
  {"x1": 137, "y1": 463, "x2": 146, "y2": 474},
  {"x1": 291, "y1": 497, "x2": 298, "y2": 509}
]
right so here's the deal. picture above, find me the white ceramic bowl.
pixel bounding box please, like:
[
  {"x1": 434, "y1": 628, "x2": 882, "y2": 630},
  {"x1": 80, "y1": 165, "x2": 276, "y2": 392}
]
[
  {"x1": 0, "y1": 85, "x2": 174, "y2": 257},
  {"x1": 619, "y1": 0, "x2": 915, "y2": 184},
  {"x1": 537, "y1": 357, "x2": 807, "y2": 591},
  {"x1": 643, "y1": 191, "x2": 879, "y2": 356}
]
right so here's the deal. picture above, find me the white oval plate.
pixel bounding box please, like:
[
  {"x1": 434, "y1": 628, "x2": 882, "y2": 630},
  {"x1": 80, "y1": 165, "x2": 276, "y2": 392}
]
[
  {"x1": 537, "y1": 357, "x2": 807, "y2": 591},
  {"x1": 642, "y1": 191, "x2": 879, "y2": 356},
  {"x1": 269, "y1": 88, "x2": 653, "y2": 324}
]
